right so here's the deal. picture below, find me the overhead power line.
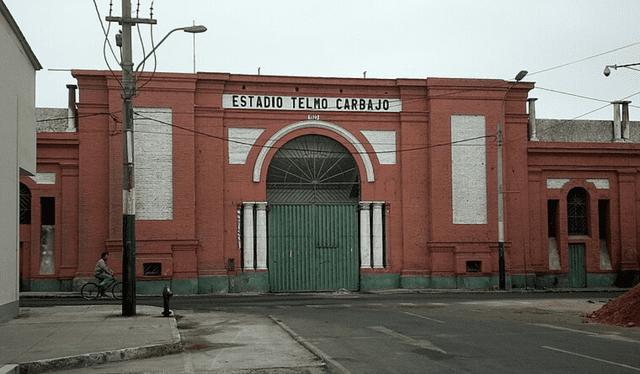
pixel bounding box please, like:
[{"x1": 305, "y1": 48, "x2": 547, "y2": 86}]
[
  {"x1": 535, "y1": 86, "x2": 640, "y2": 108},
  {"x1": 528, "y1": 40, "x2": 640, "y2": 76},
  {"x1": 131, "y1": 110, "x2": 495, "y2": 156}
]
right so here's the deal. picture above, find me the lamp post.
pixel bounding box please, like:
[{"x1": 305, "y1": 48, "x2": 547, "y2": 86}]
[
  {"x1": 497, "y1": 70, "x2": 527, "y2": 290},
  {"x1": 106, "y1": 0, "x2": 205, "y2": 316}
]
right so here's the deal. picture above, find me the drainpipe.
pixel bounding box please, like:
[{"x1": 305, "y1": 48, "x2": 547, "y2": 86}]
[
  {"x1": 528, "y1": 98, "x2": 539, "y2": 141},
  {"x1": 66, "y1": 84, "x2": 77, "y2": 132}
]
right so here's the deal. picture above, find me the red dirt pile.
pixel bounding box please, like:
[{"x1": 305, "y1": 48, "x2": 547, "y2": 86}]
[{"x1": 587, "y1": 283, "x2": 640, "y2": 327}]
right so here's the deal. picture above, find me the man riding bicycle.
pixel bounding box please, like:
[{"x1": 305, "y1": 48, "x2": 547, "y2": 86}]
[{"x1": 94, "y1": 252, "x2": 114, "y2": 297}]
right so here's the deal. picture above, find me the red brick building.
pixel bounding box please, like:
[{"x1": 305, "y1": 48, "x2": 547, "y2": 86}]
[{"x1": 19, "y1": 71, "x2": 640, "y2": 293}]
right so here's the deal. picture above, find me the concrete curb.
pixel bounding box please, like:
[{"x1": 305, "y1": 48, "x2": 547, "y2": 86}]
[
  {"x1": 14, "y1": 313, "x2": 183, "y2": 374},
  {"x1": 17, "y1": 341, "x2": 183, "y2": 374},
  {"x1": 19, "y1": 287, "x2": 630, "y2": 299},
  {"x1": 361, "y1": 287, "x2": 630, "y2": 295},
  {"x1": 0, "y1": 365, "x2": 18, "y2": 374},
  {"x1": 268, "y1": 315, "x2": 342, "y2": 374}
]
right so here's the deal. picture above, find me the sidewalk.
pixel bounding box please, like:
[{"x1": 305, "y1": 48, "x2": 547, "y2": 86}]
[{"x1": 0, "y1": 304, "x2": 328, "y2": 374}]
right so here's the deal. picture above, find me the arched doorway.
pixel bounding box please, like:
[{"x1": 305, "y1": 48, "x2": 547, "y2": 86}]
[{"x1": 266, "y1": 134, "x2": 360, "y2": 291}]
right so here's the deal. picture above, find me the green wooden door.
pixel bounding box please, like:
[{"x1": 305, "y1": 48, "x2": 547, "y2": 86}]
[
  {"x1": 268, "y1": 204, "x2": 359, "y2": 291},
  {"x1": 568, "y1": 243, "x2": 587, "y2": 288}
]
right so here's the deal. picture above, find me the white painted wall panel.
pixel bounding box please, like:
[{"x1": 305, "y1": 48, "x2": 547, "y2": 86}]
[
  {"x1": 361, "y1": 130, "x2": 396, "y2": 164},
  {"x1": 451, "y1": 115, "x2": 487, "y2": 224},
  {"x1": 228, "y1": 127, "x2": 265, "y2": 164},
  {"x1": 586, "y1": 178, "x2": 610, "y2": 189},
  {"x1": 134, "y1": 108, "x2": 173, "y2": 220},
  {"x1": 29, "y1": 172, "x2": 55, "y2": 185},
  {"x1": 547, "y1": 178, "x2": 570, "y2": 189}
]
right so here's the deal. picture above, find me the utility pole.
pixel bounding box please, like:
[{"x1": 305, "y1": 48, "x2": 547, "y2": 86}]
[
  {"x1": 497, "y1": 124, "x2": 506, "y2": 290},
  {"x1": 106, "y1": 0, "x2": 156, "y2": 317},
  {"x1": 497, "y1": 70, "x2": 527, "y2": 291}
]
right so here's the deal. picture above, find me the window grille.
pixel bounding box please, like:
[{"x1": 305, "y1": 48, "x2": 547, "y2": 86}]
[
  {"x1": 567, "y1": 188, "x2": 588, "y2": 236},
  {"x1": 20, "y1": 183, "x2": 31, "y2": 225}
]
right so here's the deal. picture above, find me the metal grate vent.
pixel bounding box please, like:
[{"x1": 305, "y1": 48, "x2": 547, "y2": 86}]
[
  {"x1": 466, "y1": 261, "x2": 482, "y2": 273},
  {"x1": 143, "y1": 263, "x2": 162, "y2": 276}
]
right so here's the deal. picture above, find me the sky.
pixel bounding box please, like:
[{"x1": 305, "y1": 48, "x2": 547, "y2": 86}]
[{"x1": 5, "y1": 0, "x2": 640, "y2": 120}]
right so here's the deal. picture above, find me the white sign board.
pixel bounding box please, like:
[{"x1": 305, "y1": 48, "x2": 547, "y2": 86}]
[{"x1": 222, "y1": 94, "x2": 402, "y2": 112}]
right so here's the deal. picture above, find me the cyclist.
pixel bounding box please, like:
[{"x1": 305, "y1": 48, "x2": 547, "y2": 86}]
[{"x1": 94, "y1": 252, "x2": 114, "y2": 297}]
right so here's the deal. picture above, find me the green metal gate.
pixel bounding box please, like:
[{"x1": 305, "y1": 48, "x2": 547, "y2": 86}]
[
  {"x1": 266, "y1": 134, "x2": 361, "y2": 291},
  {"x1": 268, "y1": 204, "x2": 359, "y2": 291},
  {"x1": 568, "y1": 243, "x2": 587, "y2": 287}
]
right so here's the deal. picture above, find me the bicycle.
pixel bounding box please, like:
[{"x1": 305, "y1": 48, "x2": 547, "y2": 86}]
[{"x1": 81, "y1": 277, "x2": 123, "y2": 300}]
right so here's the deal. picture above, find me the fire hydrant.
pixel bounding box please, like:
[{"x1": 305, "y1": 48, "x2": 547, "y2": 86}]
[{"x1": 162, "y1": 284, "x2": 173, "y2": 317}]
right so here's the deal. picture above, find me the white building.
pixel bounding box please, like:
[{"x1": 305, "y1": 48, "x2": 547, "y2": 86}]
[{"x1": 0, "y1": 0, "x2": 41, "y2": 322}]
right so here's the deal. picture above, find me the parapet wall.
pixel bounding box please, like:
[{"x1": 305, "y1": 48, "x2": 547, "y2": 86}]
[{"x1": 536, "y1": 119, "x2": 639, "y2": 143}]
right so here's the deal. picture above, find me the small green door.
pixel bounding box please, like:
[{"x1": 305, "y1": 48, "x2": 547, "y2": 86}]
[
  {"x1": 268, "y1": 204, "x2": 359, "y2": 291},
  {"x1": 568, "y1": 243, "x2": 587, "y2": 287}
]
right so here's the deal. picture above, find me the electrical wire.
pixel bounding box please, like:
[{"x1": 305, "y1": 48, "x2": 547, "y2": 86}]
[
  {"x1": 93, "y1": 0, "x2": 123, "y2": 89},
  {"x1": 66, "y1": 85, "x2": 636, "y2": 163},
  {"x1": 127, "y1": 80, "x2": 626, "y2": 152},
  {"x1": 36, "y1": 112, "x2": 117, "y2": 123},
  {"x1": 130, "y1": 110, "x2": 494, "y2": 156},
  {"x1": 535, "y1": 87, "x2": 611, "y2": 104},
  {"x1": 136, "y1": 1, "x2": 159, "y2": 92},
  {"x1": 534, "y1": 86, "x2": 640, "y2": 108},
  {"x1": 135, "y1": 23, "x2": 147, "y2": 79},
  {"x1": 78, "y1": 27, "x2": 640, "y2": 156},
  {"x1": 528, "y1": 40, "x2": 640, "y2": 77},
  {"x1": 133, "y1": 1, "x2": 146, "y2": 88},
  {"x1": 501, "y1": 88, "x2": 640, "y2": 148},
  {"x1": 123, "y1": 76, "x2": 639, "y2": 155}
]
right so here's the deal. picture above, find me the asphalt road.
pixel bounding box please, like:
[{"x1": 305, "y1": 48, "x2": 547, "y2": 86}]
[{"x1": 22, "y1": 291, "x2": 640, "y2": 373}]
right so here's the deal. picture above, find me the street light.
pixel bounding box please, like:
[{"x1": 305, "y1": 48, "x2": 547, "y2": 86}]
[
  {"x1": 604, "y1": 63, "x2": 640, "y2": 76},
  {"x1": 135, "y1": 25, "x2": 207, "y2": 72},
  {"x1": 108, "y1": 0, "x2": 206, "y2": 316},
  {"x1": 514, "y1": 70, "x2": 528, "y2": 82}
]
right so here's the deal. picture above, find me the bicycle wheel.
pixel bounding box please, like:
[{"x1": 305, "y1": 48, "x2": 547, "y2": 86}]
[
  {"x1": 81, "y1": 282, "x2": 100, "y2": 301},
  {"x1": 112, "y1": 281, "x2": 123, "y2": 300}
]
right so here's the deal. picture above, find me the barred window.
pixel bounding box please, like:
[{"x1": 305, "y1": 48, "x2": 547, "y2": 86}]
[
  {"x1": 20, "y1": 183, "x2": 31, "y2": 225},
  {"x1": 567, "y1": 188, "x2": 588, "y2": 236}
]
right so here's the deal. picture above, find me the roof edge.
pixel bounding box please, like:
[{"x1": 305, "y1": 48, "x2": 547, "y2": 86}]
[{"x1": 0, "y1": 0, "x2": 42, "y2": 70}]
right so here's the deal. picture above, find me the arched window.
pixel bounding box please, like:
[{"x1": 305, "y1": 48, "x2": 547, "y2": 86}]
[
  {"x1": 567, "y1": 187, "x2": 588, "y2": 236},
  {"x1": 20, "y1": 183, "x2": 31, "y2": 225},
  {"x1": 266, "y1": 135, "x2": 360, "y2": 203}
]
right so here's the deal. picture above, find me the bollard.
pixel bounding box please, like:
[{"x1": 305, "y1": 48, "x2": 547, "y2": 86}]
[{"x1": 162, "y1": 284, "x2": 173, "y2": 317}]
